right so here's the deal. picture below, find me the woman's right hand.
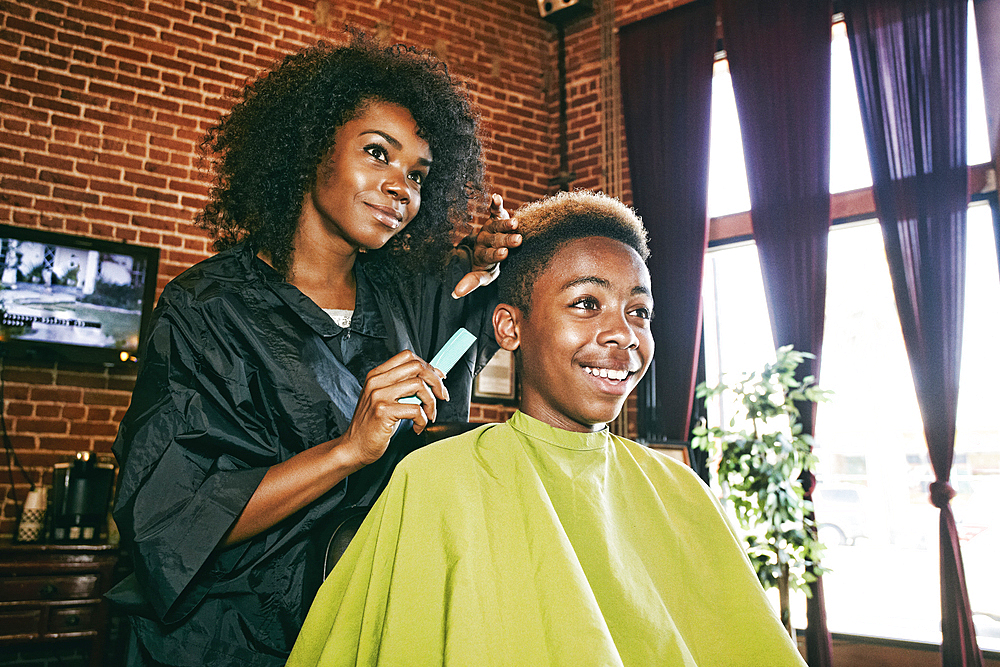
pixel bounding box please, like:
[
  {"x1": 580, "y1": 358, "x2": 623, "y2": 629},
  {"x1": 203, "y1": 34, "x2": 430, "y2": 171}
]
[
  {"x1": 221, "y1": 350, "x2": 448, "y2": 547},
  {"x1": 339, "y1": 350, "x2": 449, "y2": 467}
]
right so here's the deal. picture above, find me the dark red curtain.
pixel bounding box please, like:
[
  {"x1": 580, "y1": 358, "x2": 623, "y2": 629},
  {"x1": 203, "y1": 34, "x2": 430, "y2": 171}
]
[
  {"x1": 844, "y1": 1, "x2": 984, "y2": 665},
  {"x1": 717, "y1": 1, "x2": 834, "y2": 665},
  {"x1": 619, "y1": 0, "x2": 715, "y2": 441}
]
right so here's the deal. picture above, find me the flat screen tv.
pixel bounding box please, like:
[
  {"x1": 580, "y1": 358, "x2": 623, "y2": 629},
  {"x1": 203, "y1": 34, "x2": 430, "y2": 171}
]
[{"x1": 0, "y1": 225, "x2": 160, "y2": 366}]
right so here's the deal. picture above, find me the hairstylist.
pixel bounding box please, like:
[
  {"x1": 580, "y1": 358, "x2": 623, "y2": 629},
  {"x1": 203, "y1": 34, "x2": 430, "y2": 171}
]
[{"x1": 108, "y1": 35, "x2": 519, "y2": 667}]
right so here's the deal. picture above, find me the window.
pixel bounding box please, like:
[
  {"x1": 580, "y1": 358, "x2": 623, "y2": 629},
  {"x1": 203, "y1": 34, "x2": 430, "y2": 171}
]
[
  {"x1": 707, "y1": 12, "x2": 991, "y2": 219},
  {"x1": 702, "y1": 204, "x2": 1000, "y2": 649},
  {"x1": 701, "y1": 3, "x2": 999, "y2": 650}
]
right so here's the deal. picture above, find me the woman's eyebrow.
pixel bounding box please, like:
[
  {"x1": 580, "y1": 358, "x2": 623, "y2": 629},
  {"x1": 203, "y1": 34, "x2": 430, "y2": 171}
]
[{"x1": 363, "y1": 129, "x2": 401, "y2": 148}]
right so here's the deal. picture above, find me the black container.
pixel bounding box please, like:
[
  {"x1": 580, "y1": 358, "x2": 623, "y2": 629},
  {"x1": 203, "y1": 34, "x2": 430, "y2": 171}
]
[{"x1": 49, "y1": 451, "x2": 116, "y2": 543}]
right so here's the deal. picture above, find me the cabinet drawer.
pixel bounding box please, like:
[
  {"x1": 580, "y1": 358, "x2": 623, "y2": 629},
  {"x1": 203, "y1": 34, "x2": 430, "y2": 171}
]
[
  {"x1": 0, "y1": 607, "x2": 42, "y2": 640},
  {"x1": 46, "y1": 605, "x2": 98, "y2": 634},
  {"x1": 0, "y1": 575, "x2": 100, "y2": 601}
]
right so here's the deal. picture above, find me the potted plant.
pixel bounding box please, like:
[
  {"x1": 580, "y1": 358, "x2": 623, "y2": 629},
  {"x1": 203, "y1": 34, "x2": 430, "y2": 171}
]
[{"x1": 691, "y1": 345, "x2": 832, "y2": 636}]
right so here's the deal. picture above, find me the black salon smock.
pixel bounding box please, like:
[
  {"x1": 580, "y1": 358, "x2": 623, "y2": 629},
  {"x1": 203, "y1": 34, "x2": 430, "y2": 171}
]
[{"x1": 108, "y1": 242, "x2": 498, "y2": 666}]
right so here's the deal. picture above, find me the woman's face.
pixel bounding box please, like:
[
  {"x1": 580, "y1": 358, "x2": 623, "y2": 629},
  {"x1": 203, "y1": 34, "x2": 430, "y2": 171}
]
[{"x1": 306, "y1": 100, "x2": 432, "y2": 252}]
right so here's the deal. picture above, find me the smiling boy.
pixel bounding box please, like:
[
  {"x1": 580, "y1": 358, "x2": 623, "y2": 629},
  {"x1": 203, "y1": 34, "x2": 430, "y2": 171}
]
[{"x1": 287, "y1": 191, "x2": 806, "y2": 667}]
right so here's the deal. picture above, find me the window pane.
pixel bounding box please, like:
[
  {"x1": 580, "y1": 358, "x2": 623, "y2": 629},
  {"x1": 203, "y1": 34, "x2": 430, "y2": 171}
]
[
  {"x1": 813, "y1": 220, "x2": 936, "y2": 643},
  {"x1": 954, "y1": 203, "x2": 1000, "y2": 649},
  {"x1": 968, "y1": 1, "x2": 991, "y2": 165},
  {"x1": 830, "y1": 21, "x2": 872, "y2": 193},
  {"x1": 707, "y1": 59, "x2": 751, "y2": 218},
  {"x1": 701, "y1": 206, "x2": 1000, "y2": 648}
]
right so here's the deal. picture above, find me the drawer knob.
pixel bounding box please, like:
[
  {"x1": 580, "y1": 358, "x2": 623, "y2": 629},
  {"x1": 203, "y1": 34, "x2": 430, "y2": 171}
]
[
  {"x1": 65, "y1": 614, "x2": 81, "y2": 627},
  {"x1": 39, "y1": 582, "x2": 59, "y2": 598}
]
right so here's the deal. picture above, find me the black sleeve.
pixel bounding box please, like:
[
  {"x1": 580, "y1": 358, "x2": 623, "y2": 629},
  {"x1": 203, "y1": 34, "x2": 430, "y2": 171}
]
[{"x1": 112, "y1": 287, "x2": 271, "y2": 623}]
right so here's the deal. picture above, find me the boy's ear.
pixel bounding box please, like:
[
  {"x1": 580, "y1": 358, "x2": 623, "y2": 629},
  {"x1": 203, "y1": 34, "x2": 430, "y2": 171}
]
[{"x1": 492, "y1": 303, "x2": 521, "y2": 352}]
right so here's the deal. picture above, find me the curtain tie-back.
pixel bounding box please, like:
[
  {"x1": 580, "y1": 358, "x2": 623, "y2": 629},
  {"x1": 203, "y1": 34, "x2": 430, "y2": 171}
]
[
  {"x1": 799, "y1": 469, "x2": 817, "y2": 497},
  {"x1": 929, "y1": 480, "x2": 957, "y2": 508}
]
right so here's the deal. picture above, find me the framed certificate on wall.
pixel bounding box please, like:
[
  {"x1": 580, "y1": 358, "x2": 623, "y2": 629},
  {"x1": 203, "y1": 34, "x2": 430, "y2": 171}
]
[
  {"x1": 473, "y1": 348, "x2": 517, "y2": 403},
  {"x1": 645, "y1": 440, "x2": 692, "y2": 467}
]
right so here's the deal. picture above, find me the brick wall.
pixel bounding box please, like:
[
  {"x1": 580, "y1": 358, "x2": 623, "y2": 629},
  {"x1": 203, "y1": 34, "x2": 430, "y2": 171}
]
[{"x1": 0, "y1": 0, "x2": 682, "y2": 537}]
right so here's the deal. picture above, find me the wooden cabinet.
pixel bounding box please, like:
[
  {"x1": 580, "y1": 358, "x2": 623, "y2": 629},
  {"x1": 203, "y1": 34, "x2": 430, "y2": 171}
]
[{"x1": 0, "y1": 542, "x2": 118, "y2": 667}]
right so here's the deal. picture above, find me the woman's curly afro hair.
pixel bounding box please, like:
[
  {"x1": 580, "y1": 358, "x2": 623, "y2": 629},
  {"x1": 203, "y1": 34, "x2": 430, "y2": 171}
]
[{"x1": 198, "y1": 33, "x2": 485, "y2": 279}]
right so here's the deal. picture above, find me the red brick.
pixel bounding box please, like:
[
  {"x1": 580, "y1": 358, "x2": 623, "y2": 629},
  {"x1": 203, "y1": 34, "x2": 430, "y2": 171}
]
[
  {"x1": 87, "y1": 81, "x2": 135, "y2": 101},
  {"x1": 6, "y1": 16, "x2": 58, "y2": 40},
  {"x1": 192, "y1": 15, "x2": 234, "y2": 34},
  {"x1": 81, "y1": 23, "x2": 129, "y2": 44},
  {"x1": 149, "y1": 2, "x2": 192, "y2": 23},
  {"x1": 82, "y1": 206, "x2": 128, "y2": 224},
  {"x1": 115, "y1": 72, "x2": 161, "y2": 92},
  {"x1": 37, "y1": 12, "x2": 85, "y2": 33},
  {"x1": 150, "y1": 202, "x2": 189, "y2": 218},
  {"x1": 1, "y1": 176, "x2": 50, "y2": 196},
  {"x1": 36, "y1": 404, "x2": 62, "y2": 418},
  {"x1": 146, "y1": 162, "x2": 188, "y2": 179},
  {"x1": 37, "y1": 198, "x2": 85, "y2": 214},
  {"x1": 77, "y1": 161, "x2": 122, "y2": 180},
  {"x1": 53, "y1": 371, "x2": 108, "y2": 390},
  {"x1": 100, "y1": 196, "x2": 148, "y2": 214},
  {"x1": 14, "y1": 418, "x2": 70, "y2": 434},
  {"x1": 114, "y1": 226, "x2": 138, "y2": 241},
  {"x1": 98, "y1": 152, "x2": 143, "y2": 171},
  {"x1": 91, "y1": 179, "x2": 135, "y2": 196},
  {"x1": 135, "y1": 187, "x2": 178, "y2": 204},
  {"x1": 62, "y1": 405, "x2": 87, "y2": 420},
  {"x1": 0, "y1": 161, "x2": 36, "y2": 178},
  {"x1": 70, "y1": 421, "x2": 119, "y2": 436},
  {"x1": 40, "y1": 170, "x2": 87, "y2": 189},
  {"x1": 125, "y1": 171, "x2": 168, "y2": 188},
  {"x1": 132, "y1": 212, "x2": 176, "y2": 229},
  {"x1": 113, "y1": 17, "x2": 159, "y2": 38},
  {"x1": 38, "y1": 436, "x2": 92, "y2": 451},
  {"x1": 81, "y1": 389, "x2": 132, "y2": 407},
  {"x1": 106, "y1": 44, "x2": 152, "y2": 63},
  {"x1": 86, "y1": 406, "x2": 113, "y2": 421},
  {"x1": 10, "y1": 451, "x2": 64, "y2": 471},
  {"x1": 4, "y1": 401, "x2": 34, "y2": 417}
]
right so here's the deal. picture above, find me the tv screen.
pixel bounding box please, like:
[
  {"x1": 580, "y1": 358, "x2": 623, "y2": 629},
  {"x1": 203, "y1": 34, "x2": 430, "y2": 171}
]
[{"x1": 0, "y1": 225, "x2": 160, "y2": 366}]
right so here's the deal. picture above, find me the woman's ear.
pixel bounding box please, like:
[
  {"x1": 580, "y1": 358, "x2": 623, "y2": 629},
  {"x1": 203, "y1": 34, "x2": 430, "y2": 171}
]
[{"x1": 492, "y1": 303, "x2": 521, "y2": 352}]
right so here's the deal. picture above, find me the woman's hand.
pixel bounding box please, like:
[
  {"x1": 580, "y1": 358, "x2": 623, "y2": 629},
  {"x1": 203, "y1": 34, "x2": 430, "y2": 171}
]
[
  {"x1": 221, "y1": 350, "x2": 447, "y2": 547},
  {"x1": 339, "y1": 350, "x2": 449, "y2": 466},
  {"x1": 453, "y1": 193, "x2": 521, "y2": 298}
]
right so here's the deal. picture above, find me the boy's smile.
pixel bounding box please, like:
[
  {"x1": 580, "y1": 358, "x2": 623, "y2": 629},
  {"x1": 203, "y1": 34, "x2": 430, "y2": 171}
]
[{"x1": 498, "y1": 236, "x2": 654, "y2": 433}]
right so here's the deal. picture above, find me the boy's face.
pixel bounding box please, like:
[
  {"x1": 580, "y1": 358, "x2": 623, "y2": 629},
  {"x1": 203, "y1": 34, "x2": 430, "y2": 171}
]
[{"x1": 495, "y1": 236, "x2": 654, "y2": 433}]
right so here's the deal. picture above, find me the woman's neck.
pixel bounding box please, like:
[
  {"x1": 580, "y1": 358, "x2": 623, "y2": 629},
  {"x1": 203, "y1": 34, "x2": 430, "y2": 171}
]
[{"x1": 258, "y1": 225, "x2": 358, "y2": 311}]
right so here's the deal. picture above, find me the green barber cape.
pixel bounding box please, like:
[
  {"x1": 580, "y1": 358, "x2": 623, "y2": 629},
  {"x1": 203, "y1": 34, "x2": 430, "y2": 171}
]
[{"x1": 288, "y1": 411, "x2": 806, "y2": 667}]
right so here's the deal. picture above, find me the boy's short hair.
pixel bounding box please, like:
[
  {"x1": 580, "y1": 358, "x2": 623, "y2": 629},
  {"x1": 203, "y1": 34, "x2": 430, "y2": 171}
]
[{"x1": 496, "y1": 190, "x2": 649, "y2": 314}]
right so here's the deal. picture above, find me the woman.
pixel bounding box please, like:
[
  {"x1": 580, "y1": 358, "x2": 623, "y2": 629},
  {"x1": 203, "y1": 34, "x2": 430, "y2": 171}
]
[{"x1": 109, "y1": 35, "x2": 519, "y2": 666}]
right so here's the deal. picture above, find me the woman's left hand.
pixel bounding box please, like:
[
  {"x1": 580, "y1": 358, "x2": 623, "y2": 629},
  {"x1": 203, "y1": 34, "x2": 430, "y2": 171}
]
[{"x1": 453, "y1": 193, "x2": 521, "y2": 298}]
